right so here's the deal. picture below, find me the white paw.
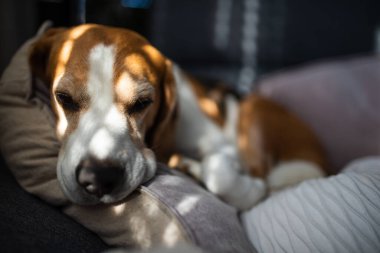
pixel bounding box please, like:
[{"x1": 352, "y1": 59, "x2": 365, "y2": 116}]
[
  {"x1": 225, "y1": 176, "x2": 267, "y2": 210},
  {"x1": 201, "y1": 152, "x2": 267, "y2": 210}
]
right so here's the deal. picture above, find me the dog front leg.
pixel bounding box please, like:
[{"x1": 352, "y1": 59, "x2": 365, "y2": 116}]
[
  {"x1": 200, "y1": 146, "x2": 266, "y2": 210},
  {"x1": 169, "y1": 150, "x2": 266, "y2": 210}
]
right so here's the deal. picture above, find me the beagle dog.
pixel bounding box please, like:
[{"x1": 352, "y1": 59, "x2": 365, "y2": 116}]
[{"x1": 29, "y1": 24, "x2": 326, "y2": 210}]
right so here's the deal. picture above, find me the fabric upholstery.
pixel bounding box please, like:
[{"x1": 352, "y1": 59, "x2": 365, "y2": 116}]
[
  {"x1": 0, "y1": 156, "x2": 109, "y2": 253},
  {"x1": 258, "y1": 56, "x2": 380, "y2": 173},
  {"x1": 242, "y1": 157, "x2": 380, "y2": 253},
  {"x1": 0, "y1": 37, "x2": 69, "y2": 206}
]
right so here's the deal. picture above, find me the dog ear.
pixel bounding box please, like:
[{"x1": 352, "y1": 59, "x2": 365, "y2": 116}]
[
  {"x1": 29, "y1": 28, "x2": 66, "y2": 84},
  {"x1": 145, "y1": 59, "x2": 178, "y2": 159}
]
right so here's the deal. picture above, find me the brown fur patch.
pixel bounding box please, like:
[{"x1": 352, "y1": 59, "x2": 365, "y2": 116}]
[{"x1": 238, "y1": 95, "x2": 327, "y2": 177}]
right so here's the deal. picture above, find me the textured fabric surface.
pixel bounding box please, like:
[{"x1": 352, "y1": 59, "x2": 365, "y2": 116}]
[
  {"x1": 0, "y1": 37, "x2": 69, "y2": 206},
  {"x1": 242, "y1": 157, "x2": 380, "y2": 253},
  {"x1": 104, "y1": 243, "x2": 203, "y2": 253},
  {"x1": 0, "y1": 35, "x2": 253, "y2": 252},
  {"x1": 144, "y1": 169, "x2": 255, "y2": 253},
  {"x1": 258, "y1": 56, "x2": 380, "y2": 173},
  {"x1": 0, "y1": 156, "x2": 109, "y2": 253}
]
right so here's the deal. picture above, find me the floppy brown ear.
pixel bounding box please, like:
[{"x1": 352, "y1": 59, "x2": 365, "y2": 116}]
[
  {"x1": 29, "y1": 28, "x2": 66, "y2": 84},
  {"x1": 145, "y1": 59, "x2": 178, "y2": 160}
]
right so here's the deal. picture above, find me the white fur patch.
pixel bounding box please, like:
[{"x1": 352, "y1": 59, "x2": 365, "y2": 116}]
[
  {"x1": 173, "y1": 65, "x2": 228, "y2": 156},
  {"x1": 87, "y1": 44, "x2": 115, "y2": 107},
  {"x1": 87, "y1": 106, "x2": 127, "y2": 160},
  {"x1": 223, "y1": 94, "x2": 239, "y2": 143},
  {"x1": 201, "y1": 150, "x2": 266, "y2": 210},
  {"x1": 268, "y1": 160, "x2": 325, "y2": 192},
  {"x1": 75, "y1": 44, "x2": 127, "y2": 161}
]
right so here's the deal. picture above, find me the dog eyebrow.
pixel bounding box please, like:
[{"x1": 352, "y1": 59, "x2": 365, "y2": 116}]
[
  {"x1": 53, "y1": 77, "x2": 76, "y2": 96},
  {"x1": 55, "y1": 74, "x2": 81, "y2": 90},
  {"x1": 54, "y1": 75, "x2": 90, "y2": 103},
  {"x1": 125, "y1": 81, "x2": 155, "y2": 103}
]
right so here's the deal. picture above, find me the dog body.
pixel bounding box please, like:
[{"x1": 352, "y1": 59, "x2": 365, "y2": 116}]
[
  {"x1": 30, "y1": 24, "x2": 326, "y2": 210},
  {"x1": 169, "y1": 68, "x2": 326, "y2": 208}
]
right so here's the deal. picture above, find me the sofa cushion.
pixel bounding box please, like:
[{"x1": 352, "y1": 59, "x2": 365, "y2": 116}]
[
  {"x1": 242, "y1": 156, "x2": 380, "y2": 253},
  {"x1": 258, "y1": 56, "x2": 380, "y2": 173}
]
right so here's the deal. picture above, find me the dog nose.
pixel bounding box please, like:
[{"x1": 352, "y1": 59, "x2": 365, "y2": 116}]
[{"x1": 76, "y1": 157, "x2": 125, "y2": 198}]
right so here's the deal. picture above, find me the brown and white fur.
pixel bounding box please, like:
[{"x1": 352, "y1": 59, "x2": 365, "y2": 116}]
[{"x1": 29, "y1": 24, "x2": 326, "y2": 210}]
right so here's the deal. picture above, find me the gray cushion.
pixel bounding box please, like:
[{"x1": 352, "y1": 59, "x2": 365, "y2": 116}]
[{"x1": 242, "y1": 157, "x2": 380, "y2": 253}]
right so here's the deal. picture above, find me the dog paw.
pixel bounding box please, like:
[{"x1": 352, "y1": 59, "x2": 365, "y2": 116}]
[
  {"x1": 226, "y1": 176, "x2": 267, "y2": 210},
  {"x1": 201, "y1": 153, "x2": 267, "y2": 210}
]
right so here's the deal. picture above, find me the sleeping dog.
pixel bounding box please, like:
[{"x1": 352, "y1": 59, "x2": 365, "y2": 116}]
[{"x1": 29, "y1": 24, "x2": 326, "y2": 210}]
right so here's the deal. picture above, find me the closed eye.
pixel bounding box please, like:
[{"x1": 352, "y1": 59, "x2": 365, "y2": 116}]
[
  {"x1": 55, "y1": 92, "x2": 80, "y2": 112},
  {"x1": 128, "y1": 98, "x2": 153, "y2": 114}
]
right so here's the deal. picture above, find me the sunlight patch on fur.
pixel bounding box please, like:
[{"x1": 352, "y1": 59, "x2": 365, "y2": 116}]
[{"x1": 54, "y1": 25, "x2": 92, "y2": 81}]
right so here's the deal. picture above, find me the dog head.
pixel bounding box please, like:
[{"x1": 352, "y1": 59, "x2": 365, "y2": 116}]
[{"x1": 29, "y1": 24, "x2": 177, "y2": 205}]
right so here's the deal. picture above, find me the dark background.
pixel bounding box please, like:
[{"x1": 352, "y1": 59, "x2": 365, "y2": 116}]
[{"x1": 1, "y1": 0, "x2": 380, "y2": 92}]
